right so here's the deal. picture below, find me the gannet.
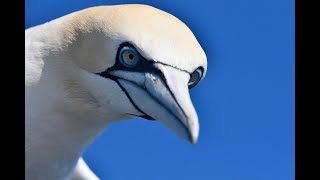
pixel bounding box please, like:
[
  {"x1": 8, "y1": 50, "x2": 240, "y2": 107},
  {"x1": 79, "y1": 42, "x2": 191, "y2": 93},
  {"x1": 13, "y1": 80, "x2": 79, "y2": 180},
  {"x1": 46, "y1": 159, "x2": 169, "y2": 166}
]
[{"x1": 25, "y1": 4, "x2": 207, "y2": 180}]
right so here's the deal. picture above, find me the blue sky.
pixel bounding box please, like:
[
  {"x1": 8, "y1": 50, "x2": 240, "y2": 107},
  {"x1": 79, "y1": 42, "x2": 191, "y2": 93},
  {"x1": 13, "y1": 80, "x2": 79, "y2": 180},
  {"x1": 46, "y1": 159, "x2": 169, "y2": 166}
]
[{"x1": 26, "y1": 0, "x2": 295, "y2": 180}]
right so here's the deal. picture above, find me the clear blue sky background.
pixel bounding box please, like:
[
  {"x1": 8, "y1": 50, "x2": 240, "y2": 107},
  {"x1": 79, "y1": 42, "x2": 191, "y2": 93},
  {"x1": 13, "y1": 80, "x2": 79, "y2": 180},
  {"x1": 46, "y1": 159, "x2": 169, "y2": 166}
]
[{"x1": 26, "y1": 0, "x2": 295, "y2": 179}]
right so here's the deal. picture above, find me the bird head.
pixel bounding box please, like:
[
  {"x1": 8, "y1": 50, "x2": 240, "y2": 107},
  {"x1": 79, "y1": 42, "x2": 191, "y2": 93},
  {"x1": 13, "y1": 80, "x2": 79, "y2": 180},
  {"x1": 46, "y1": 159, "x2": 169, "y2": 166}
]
[{"x1": 57, "y1": 4, "x2": 207, "y2": 144}]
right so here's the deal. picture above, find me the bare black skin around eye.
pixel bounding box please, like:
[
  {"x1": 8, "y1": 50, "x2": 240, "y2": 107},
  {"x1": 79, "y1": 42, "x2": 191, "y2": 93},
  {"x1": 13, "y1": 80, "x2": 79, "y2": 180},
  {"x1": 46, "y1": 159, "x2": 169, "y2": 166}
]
[{"x1": 188, "y1": 68, "x2": 203, "y2": 89}]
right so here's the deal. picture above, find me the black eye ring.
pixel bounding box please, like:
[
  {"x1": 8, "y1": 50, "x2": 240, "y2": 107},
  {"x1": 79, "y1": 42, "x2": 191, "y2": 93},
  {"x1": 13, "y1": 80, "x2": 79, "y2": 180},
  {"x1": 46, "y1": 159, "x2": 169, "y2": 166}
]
[
  {"x1": 119, "y1": 46, "x2": 141, "y2": 67},
  {"x1": 188, "y1": 68, "x2": 203, "y2": 89}
]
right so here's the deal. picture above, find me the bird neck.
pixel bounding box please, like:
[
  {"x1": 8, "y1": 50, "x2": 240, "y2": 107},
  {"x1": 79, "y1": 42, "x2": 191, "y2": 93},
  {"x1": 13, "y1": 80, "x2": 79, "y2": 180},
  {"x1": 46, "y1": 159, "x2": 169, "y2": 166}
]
[
  {"x1": 25, "y1": 20, "x2": 115, "y2": 179},
  {"x1": 25, "y1": 97, "x2": 110, "y2": 179},
  {"x1": 25, "y1": 10, "x2": 123, "y2": 179},
  {"x1": 32, "y1": 107, "x2": 108, "y2": 155},
  {"x1": 26, "y1": 12, "x2": 116, "y2": 158}
]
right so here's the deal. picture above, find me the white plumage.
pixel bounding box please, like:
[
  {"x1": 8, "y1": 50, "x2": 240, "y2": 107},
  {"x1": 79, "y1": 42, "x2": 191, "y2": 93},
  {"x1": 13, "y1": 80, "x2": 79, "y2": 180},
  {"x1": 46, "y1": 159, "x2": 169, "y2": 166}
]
[{"x1": 25, "y1": 4, "x2": 207, "y2": 180}]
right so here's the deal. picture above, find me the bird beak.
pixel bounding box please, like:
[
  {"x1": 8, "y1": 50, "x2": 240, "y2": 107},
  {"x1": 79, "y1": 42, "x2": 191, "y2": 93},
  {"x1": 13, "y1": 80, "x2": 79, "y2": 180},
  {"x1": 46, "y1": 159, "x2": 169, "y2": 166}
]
[{"x1": 110, "y1": 63, "x2": 199, "y2": 144}]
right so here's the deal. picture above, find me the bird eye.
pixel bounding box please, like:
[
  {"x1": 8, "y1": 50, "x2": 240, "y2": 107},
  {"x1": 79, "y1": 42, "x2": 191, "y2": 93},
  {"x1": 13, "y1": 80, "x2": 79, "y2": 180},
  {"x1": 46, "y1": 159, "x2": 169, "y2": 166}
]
[
  {"x1": 119, "y1": 46, "x2": 141, "y2": 67},
  {"x1": 188, "y1": 68, "x2": 203, "y2": 89}
]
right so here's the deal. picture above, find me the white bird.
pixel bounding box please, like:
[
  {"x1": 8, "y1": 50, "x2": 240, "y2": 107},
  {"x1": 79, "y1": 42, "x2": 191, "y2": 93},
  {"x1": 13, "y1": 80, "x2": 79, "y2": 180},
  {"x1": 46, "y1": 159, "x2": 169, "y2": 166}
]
[{"x1": 25, "y1": 4, "x2": 207, "y2": 180}]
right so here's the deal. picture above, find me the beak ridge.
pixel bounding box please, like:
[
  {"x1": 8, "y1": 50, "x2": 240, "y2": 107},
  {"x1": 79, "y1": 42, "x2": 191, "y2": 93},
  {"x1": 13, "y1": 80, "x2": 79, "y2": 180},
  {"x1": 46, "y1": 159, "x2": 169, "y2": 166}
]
[
  {"x1": 112, "y1": 63, "x2": 200, "y2": 144},
  {"x1": 144, "y1": 63, "x2": 199, "y2": 144}
]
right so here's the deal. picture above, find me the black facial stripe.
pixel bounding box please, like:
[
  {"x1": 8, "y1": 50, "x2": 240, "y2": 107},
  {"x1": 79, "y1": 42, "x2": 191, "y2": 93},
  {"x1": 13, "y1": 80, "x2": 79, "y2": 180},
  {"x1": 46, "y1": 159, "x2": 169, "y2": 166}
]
[
  {"x1": 109, "y1": 42, "x2": 194, "y2": 74},
  {"x1": 97, "y1": 69, "x2": 191, "y2": 140},
  {"x1": 112, "y1": 42, "x2": 204, "y2": 90},
  {"x1": 96, "y1": 42, "x2": 200, "y2": 126},
  {"x1": 118, "y1": 76, "x2": 191, "y2": 140},
  {"x1": 113, "y1": 79, "x2": 155, "y2": 120},
  {"x1": 127, "y1": 113, "x2": 155, "y2": 121},
  {"x1": 155, "y1": 70, "x2": 190, "y2": 128},
  {"x1": 96, "y1": 72, "x2": 154, "y2": 120},
  {"x1": 140, "y1": 82, "x2": 192, "y2": 141},
  {"x1": 154, "y1": 61, "x2": 191, "y2": 74}
]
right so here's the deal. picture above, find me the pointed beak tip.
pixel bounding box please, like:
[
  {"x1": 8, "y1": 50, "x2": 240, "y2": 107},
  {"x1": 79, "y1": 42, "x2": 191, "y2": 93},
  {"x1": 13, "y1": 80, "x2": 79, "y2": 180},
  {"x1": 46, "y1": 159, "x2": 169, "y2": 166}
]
[
  {"x1": 189, "y1": 133, "x2": 198, "y2": 145},
  {"x1": 189, "y1": 119, "x2": 200, "y2": 145},
  {"x1": 190, "y1": 138, "x2": 198, "y2": 145},
  {"x1": 187, "y1": 127, "x2": 199, "y2": 145}
]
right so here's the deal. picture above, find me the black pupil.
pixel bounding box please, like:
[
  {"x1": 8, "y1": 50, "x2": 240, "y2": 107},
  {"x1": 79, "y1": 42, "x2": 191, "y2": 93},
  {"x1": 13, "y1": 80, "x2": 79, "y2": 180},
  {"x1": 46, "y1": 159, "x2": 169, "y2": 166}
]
[{"x1": 129, "y1": 54, "x2": 134, "y2": 59}]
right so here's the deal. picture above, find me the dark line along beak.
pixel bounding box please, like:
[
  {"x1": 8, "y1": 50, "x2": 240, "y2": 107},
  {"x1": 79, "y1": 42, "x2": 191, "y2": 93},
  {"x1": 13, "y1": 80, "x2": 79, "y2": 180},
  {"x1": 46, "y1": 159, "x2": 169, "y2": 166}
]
[{"x1": 110, "y1": 63, "x2": 200, "y2": 144}]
